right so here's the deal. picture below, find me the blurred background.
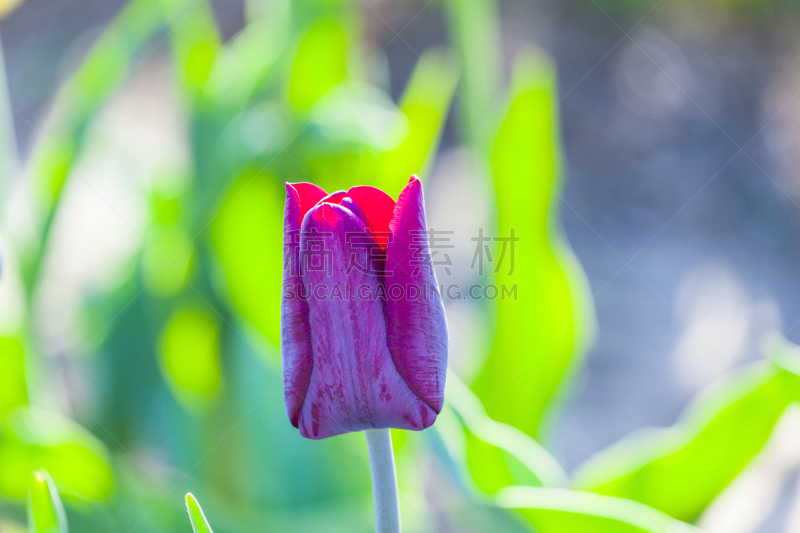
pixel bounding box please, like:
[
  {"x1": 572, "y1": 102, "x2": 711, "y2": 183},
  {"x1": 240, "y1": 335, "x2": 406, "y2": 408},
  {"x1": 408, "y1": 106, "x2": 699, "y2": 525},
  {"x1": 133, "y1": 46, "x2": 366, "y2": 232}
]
[{"x1": 2, "y1": 0, "x2": 800, "y2": 531}]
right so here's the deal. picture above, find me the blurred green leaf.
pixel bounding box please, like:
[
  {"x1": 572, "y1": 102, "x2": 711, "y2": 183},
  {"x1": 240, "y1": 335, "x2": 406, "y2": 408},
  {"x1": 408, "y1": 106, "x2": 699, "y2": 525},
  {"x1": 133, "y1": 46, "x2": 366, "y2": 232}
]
[
  {"x1": 0, "y1": 336, "x2": 28, "y2": 421},
  {"x1": 573, "y1": 338, "x2": 800, "y2": 522},
  {"x1": 185, "y1": 493, "x2": 214, "y2": 533},
  {"x1": 497, "y1": 487, "x2": 700, "y2": 533},
  {"x1": 142, "y1": 226, "x2": 195, "y2": 297},
  {"x1": 63, "y1": 0, "x2": 163, "y2": 122},
  {"x1": 204, "y1": 6, "x2": 290, "y2": 108},
  {"x1": 376, "y1": 47, "x2": 459, "y2": 197},
  {"x1": 0, "y1": 409, "x2": 114, "y2": 501},
  {"x1": 159, "y1": 307, "x2": 221, "y2": 403},
  {"x1": 211, "y1": 170, "x2": 284, "y2": 348},
  {"x1": 311, "y1": 83, "x2": 408, "y2": 152},
  {"x1": 228, "y1": 332, "x2": 371, "y2": 506},
  {"x1": 27, "y1": 470, "x2": 67, "y2": 533},
  {"x1": 448, "y1": 374, "x2": 568, "y2": 494},
  {"x1": 442, "y1": 0, "x2": 501, "y2": 146},
  {"x1": 22, "y1": 140, "x2": 77, "y2": 296},
  {"x1": 71, "y1": 33, "x2": 127, "y2": 109},
  {"x1": 23, "y1": 0, "x2": 165, "y2": 295},
  {"x1": 288, "y1": 19, "x2": 349, "y2": 110},
  {"x1": 164, "y1": 0, "x2": 222, "y2": 96},
  {"x1": 471, "y1": 49, "x2": 594, "y2": 441}
]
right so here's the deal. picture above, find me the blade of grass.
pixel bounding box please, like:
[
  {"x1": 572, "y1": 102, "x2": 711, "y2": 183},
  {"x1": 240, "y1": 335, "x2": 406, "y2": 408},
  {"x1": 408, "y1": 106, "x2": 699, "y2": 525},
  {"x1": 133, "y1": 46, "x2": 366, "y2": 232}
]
[
  {"x1": 27, "y1": 470, "x2": 67, "y2": 533},
  {"x1": 185, "y1": 493, "x2": 214, "y2": 533}
]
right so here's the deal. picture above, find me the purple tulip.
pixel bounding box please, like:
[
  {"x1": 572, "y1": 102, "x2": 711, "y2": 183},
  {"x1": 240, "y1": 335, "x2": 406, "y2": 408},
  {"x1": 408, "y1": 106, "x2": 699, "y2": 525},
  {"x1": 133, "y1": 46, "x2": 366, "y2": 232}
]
[{"x1": 281, "y1": 176, "x2": 448, "y2": 439}]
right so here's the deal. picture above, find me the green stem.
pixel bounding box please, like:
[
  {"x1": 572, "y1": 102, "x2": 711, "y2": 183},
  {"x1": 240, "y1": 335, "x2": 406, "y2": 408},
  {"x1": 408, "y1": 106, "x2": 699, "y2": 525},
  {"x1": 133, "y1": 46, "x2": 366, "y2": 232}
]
[{"x1": 364, "y1": 429, "x2": 401, "y2": 533}]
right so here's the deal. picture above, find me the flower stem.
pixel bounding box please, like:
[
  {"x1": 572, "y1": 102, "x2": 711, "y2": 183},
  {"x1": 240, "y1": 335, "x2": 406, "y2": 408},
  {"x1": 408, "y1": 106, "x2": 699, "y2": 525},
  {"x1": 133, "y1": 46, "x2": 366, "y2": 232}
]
[{"x1": 364, "y1": 429, "x2": 401, "y2": 533}]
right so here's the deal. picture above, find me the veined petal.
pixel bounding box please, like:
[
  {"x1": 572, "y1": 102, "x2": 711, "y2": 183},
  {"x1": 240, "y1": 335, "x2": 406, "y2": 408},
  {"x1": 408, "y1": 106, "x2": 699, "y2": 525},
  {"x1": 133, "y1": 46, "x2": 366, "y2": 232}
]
[
  {"x1": 282, "y1": 182, "x2": 327, "y2": 426},
  {"x1": 297, "y1": 202, "x2": 436, "y2": 439},
  {"x1": 385, "y1": 176, "x2": 448, "y2": 412}
]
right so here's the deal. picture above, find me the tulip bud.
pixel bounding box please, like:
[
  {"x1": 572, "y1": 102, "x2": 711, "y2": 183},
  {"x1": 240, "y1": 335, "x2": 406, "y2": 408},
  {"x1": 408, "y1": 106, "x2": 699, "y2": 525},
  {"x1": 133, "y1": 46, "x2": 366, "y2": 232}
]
[{"x1": 281, "y1": 176, "x2": 448, "y2": 439}]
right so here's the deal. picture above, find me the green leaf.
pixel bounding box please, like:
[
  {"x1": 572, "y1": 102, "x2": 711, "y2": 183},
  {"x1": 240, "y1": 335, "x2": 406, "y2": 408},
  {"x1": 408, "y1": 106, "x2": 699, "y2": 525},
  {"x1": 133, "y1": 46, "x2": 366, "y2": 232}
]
[
  {"x1": 0, "y1": 409, "x2": 114, "y2": 501},
  {"x1": 23, "y1": 0, "x2": 164, "y2": 294},
  {"x1": 227, "y1": 333, "x2": 371, "y2": 506},
  {"x1": 185, "y1": 493, "x2": 214, "y2": 533},
  {"x1": 497, "y1": 487, "x2": 700, "y2": 533},
  {"x1": 164, "y1": 0, "x2": 222, "y2": 96},
  {"x1": 141, "y1": 225, "x2": 195, "y2": 297},
  {"x1": 471, "y1": 49, "x2": 594, "y2": 441},
  {"x1": 27, "y1": 470, "x2": 67, "y2": 533},
  {"x1": 311, "y1": 83, "x2": 408, "y2": 153},
  {"x1": 211, "y1": 170, "x2": 285, "y2": 348},
  {"x1": 448, "y1": 374, "x2": 568, "y2": 494},
  {"x1": 64, "y1": 0, "x2": 163, "y2": 122},
  {"x1": 572, "y1": 338, "x2": 800, "y2": 522},
  {"x1": 203, "y1": 8, "x2": 290, "y2": 108},
  {"x1": 0, "y1": 336, "x2": 28, "y2": 422},
  {"x1": 159, "y1": 307, "x2": 222, "y2": 404},
  {"x1": 376, "y1": 47, "x2": 459, "y2": 198},
  {"x1": 442, "y1": 0, "x2": 501, "y2": 146},
  {"x1": 288, "y1": 18, "x2": 349, "y2": 110}
]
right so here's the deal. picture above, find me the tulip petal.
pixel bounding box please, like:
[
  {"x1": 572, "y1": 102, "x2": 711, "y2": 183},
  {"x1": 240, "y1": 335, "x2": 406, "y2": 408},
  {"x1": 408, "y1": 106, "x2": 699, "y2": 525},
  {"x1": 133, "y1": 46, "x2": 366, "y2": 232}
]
[
  {"x1": 347, "y1": 185, "x2": 396, "y2": 249},
  {"x1": 282, "y1": 182, "x2": 327, "y2": 426},
  {"x1": 385, "y1": 176, "x2": 448, "y2": 412},
  {"x1": 290, "y1": 182, "x2": 329, "y2": 220},
  {"x1": 297, "y1": 202, "x2": 437, "y2": 438},
  {"x1": 316, "y1": 191, "x2": 370, "y2": 228}
]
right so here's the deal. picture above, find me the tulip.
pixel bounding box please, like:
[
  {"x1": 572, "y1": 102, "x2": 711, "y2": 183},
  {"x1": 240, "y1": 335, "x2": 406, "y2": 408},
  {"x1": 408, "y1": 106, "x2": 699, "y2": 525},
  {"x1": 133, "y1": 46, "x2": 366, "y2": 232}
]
[{"x1": 281, "y1": 176, "x2": 448, "y2": 440}]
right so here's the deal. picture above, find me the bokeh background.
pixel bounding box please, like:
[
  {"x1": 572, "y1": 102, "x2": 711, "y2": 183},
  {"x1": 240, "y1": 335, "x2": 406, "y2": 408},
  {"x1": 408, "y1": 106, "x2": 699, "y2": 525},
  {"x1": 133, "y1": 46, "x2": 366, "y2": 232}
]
[{"x1": 2, "y1": 0, "x2": 800, "y2": 531}]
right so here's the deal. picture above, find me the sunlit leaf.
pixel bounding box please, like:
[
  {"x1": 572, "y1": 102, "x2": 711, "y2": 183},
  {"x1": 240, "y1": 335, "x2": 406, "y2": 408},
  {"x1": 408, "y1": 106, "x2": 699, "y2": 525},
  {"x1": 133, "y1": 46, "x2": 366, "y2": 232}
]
[
  {"x1": 288, "y1": 18, "x2": 349, "y2": 110},
  {"x1": 471, "y1": 49, "x2": 594, "y2": 441},
  {"x1": 448, "y1": 374, "x2": 568, "y2": 494},
  {"x1": 572, "y1": 338, "x2": 800, "y2": 522},
  {"x1": 211, "y1": 169, "x2": 284, "y2": 348},
  {"x1": 497, "y1": 487, "x2": 700, "y2": 533},
  {"x1": 159, "y1": 307, "x2": 221, "y2": 403},
  {"x1": 0, "y1": 336, "x2": 28, "y2": 422},
  {"x1": 376, "y1": 47, "x2": 459, "y2": 197},
  {"x1": 0, "y1": 409, "x2": 114, "y2": 501},
  {"x1": 185, "y1": 493, "x2": 214, "y2": 533},
  {"x1": 27, "y1": 470, "x2": 67, "y2": 533}
]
